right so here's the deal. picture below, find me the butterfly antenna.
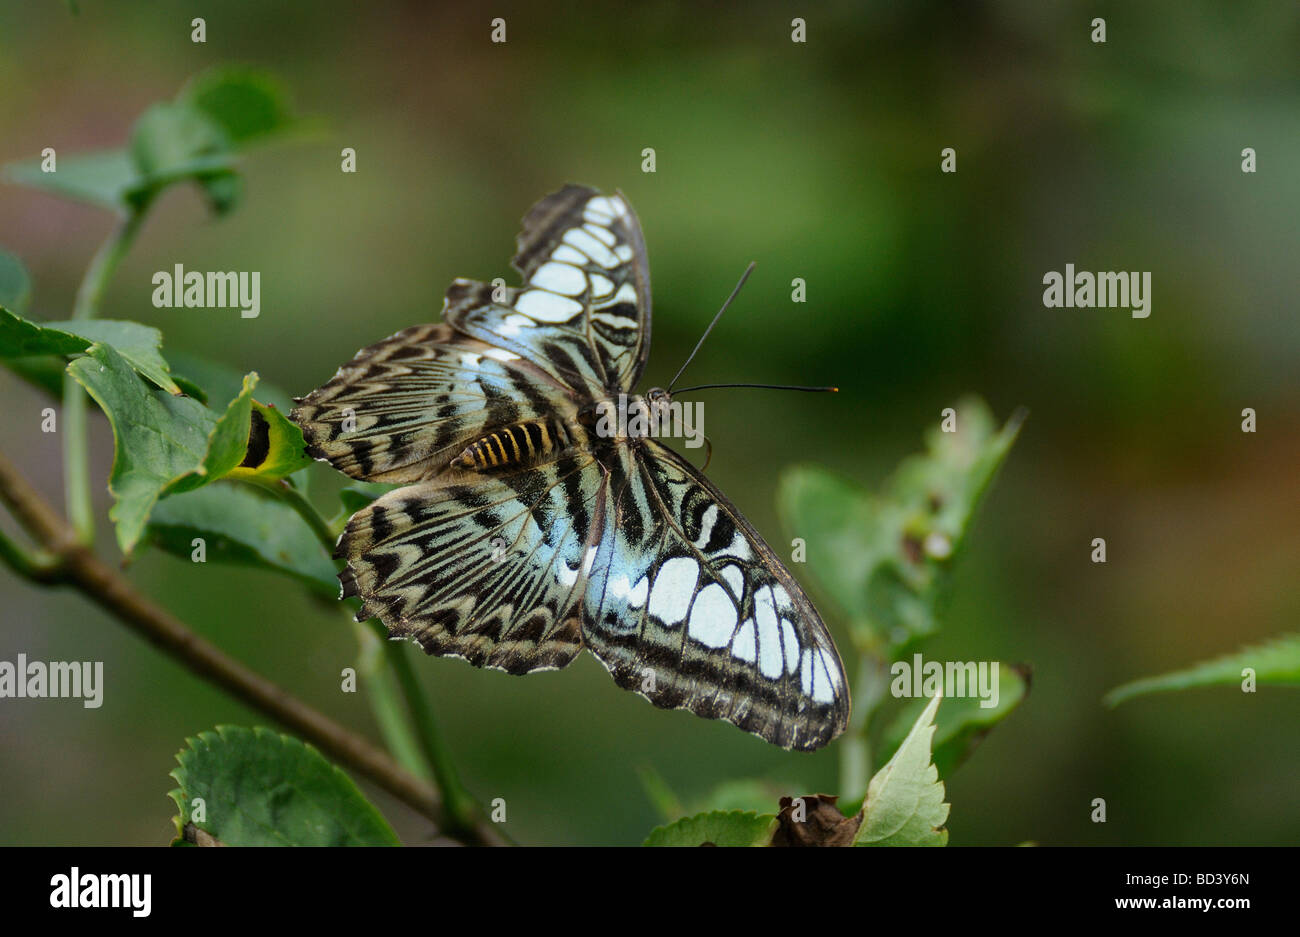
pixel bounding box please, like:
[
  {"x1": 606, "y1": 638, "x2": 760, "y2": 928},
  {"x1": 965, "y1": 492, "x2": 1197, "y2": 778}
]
[
  {"x1": 672, "y1": 382, "x2": 839, "y2": 394},
  {"x1": 668, "y1": 261, "x2": 757, "y2": 392}
]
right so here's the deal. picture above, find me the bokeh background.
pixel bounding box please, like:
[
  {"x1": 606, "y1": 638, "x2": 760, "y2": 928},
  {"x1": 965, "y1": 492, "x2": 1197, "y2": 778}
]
[{"x1": 1, "y1": 0, "x2": 1297, "y2": 846}]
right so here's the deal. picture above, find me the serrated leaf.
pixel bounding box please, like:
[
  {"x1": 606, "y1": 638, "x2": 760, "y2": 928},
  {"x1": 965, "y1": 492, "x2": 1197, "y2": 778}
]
[
  {"x1": 778, "y1": 397, "x2": 1023, "y2": 650},
  {"x1": 857, "y1": 693, "x2": 949, "y2": 846},
  {"x1": 0, "y1": 306, "x2": 181, "y2": 394},
  {"x1": 68, "y1": 343, "x2": 217, "y2": 553},
  {"x1": 878, "y1": 662, "x2": 1030, "y2": 777},
  {"x1": 147, "y1": 483, "x2": 338, "y2": 597},
  {"x1": 0, "y1": 249, "x2": 32, "y2": 313},
  {"x1": 1105, "y1": 633, "x2": 1300, "y2": 707},
  {"x1": 168, "y1": 725, "x2": 399, "y2": 846},
  {"x1": 643, "y1": 810, "x2": 778, "y2": 847}
]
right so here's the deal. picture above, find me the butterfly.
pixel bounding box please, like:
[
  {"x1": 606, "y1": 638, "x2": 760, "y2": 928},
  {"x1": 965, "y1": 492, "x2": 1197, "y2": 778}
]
[{"x1": 290, "y1": 185, "x2": 849, "y2": 750}]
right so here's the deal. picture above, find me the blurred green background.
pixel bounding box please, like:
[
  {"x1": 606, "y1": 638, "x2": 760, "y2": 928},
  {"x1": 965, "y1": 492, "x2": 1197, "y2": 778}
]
[{"x1": 1, "y1": 0, "x2": 1297, "y2": 845}]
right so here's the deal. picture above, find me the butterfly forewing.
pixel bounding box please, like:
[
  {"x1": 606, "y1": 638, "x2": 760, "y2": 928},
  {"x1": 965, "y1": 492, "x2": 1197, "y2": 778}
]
[
  {"x1": 443, "y1": 185, "x2": 651, "y2": 396},
  {"x1": 291, "y1": 184, "x2": 850, "y2": 751}
]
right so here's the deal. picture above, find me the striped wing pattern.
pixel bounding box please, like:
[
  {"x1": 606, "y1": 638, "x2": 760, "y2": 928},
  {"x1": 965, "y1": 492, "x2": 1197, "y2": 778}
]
[
  {"x1": 291, "y1": 185, "x2": 850, "y2": 751},
  {"x1": 337, "y1": 455, "x2": 607, "y2": 673},
  {"x1": 291, "y1": 323, "x2": 575, "y2": 484}
]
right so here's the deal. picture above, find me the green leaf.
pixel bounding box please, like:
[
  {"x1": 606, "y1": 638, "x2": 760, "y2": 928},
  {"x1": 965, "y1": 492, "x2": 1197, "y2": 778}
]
[
  {"x1": 181, "y1": 67, "x2": 300, "y2": 145},
  {"x1": 68, "y1": 343, "x2": 217, "y2": 552},
  {"x1": 0, "y1": 306, "x2": 181, "y2": 394},
  {"x1": 1105, "y1": 633, "x2": 1300, "y2": 707},
  {"x1": 168, "y1": 725, "x2": 399, "y2": 846},
  {"x1": 224, "y1": 399, "x2": 312, "y2": 481},
  {"x1": 877, "y1": 663, "x2": 1031, "y2": 777},
  {"x1": 4, "y1": 149, "x2": 143, "y2": 213},
  {"x1": 164, "y1": 373, "x2": 259, "y2": 495},
  {"x1": 856, "y1": 694, "x2": 949, "y2": 846},
  {"x1": 778, "y1": 397, "x2": 1023, "y2": 650},
  {"x1": 5, "y1": 68, "x2": 300, "y2": 216},
  {"x1": 147, "y1": 483, "x2": 338, "y2": 597},
  {"x1": 0, "y1": 249, "x2": 32, "y2": 313},
  {"x1": 643, "y1": 810, "x2": 778, "y2": 847}
]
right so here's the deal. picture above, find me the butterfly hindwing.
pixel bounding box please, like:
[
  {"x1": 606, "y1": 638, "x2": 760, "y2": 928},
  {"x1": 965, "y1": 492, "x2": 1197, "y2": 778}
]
[
  {"x1": 443, "y1": 185, "x2": 652, "y2": 396},
  {"x1": 336, "y1": 454, "x2": 610, "y2": 673},
  {"x1": 580, "y1": 440, "x2": 850, "y2": 751}
]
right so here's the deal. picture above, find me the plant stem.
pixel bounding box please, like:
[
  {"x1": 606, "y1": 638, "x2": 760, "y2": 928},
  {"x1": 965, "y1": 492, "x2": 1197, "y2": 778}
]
[
  {"x1": 0, "y1": 448, "x2": 503, "y2": 845},
  {"x1": 63, "y1": 209, "x2": 146, "y2": 543},
  {"x1": 382, "y1": 631, "x2": 482, "y2": 836},
  {"x1": 253, "y1": 473, "x2": 485, "y2": 837},
  {"x1": 353, "y1": 614, "x2": 431, "y2": 781},
  {"x1": 840, "y1": 639, "x2": 891, "y2": 802}
]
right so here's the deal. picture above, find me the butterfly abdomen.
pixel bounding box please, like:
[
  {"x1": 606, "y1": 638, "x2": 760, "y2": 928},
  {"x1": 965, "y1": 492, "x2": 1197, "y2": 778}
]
[{"x1": 451, "y1": 420, "x2": 575, "y2": 472}]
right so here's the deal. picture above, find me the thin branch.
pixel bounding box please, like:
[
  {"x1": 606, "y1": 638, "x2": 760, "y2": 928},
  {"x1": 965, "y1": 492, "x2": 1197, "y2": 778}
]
[{"x1": 0, "y1": 449, "x2": 503, "y2": 846}]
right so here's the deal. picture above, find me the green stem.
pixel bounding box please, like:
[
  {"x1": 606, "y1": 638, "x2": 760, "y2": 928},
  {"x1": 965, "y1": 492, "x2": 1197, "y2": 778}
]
[
  {"x1": 352, "y1": 613, "x2": 431, "y2": 781},
  {"x1": 383, "y1": 632, "x2": 481, "y2": 836},
  {"x1": 840, "y1": 639, "x2": 890, "y2": 802},
  {"x1": 0, "y1": 527, "x2": 64, "y2": 582},
  {"x1": 63, "y1": 209, "x2": 146, "y2": 543}
]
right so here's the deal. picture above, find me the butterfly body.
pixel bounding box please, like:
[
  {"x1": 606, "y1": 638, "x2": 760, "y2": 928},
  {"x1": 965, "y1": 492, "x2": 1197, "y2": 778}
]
[{"x1": 292, "y1": 185, "x2": 850, "y2": 751}]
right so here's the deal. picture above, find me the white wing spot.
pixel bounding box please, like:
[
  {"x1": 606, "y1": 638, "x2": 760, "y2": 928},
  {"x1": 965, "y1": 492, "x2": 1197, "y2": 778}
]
[
  {"x1": 719, "y1": 564, "x2": 745, "y2": 600},
  {"x1": 732, "y1": 617, "x2": 757, "y2": 663},
  {"x1": 499, "y1": 313, "x2": 533, "y2": 337},
  {"x1": 781, "y1": 619, "x2": 800, "y2": 675},
  {"x1": 692, "y1": 504, "x2": 718, "y2": 548},
  {"x1": 648, "y1": 556, "x2": 697, "y2": 626},
  {"x1": 563, "y1": 229, "x2": 619, "y2": 268},
  {"x1": 755, "y1": 586, "x2": 783, "y2": 678},
  {"x1": 590, "y1": 273, "x2": 614, "y2": 297},
  {"x1": 628, "y1": 575, "x2": 648, "y2": 609},
  {"x1": 552, "y1": 245, "x2": 587, "y2": 265},
  {"x1": 584, "y1": 223, "x2": 617, "y2": 247},
  {"x1": 800, "y1": 648, "x2": 815, "y2": 696},
  {"x1": 515, "y1": 290, "x2": 584, "y2": 323},
  {"x1": 688, "y1": 584, "x2": 737, "y2": 648},
  {"x1": 614, "y1": 244, "x2": 634, "y2": 263},
  {"x1": 530, "y1": 262, "x2": 587, "y2": 296},
  {"x1": 483, "y1": 347, "x2": 520, "y2": 362},
  {"x1": 586, "y1": 196, "x2": 624, "y2": 218}
]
